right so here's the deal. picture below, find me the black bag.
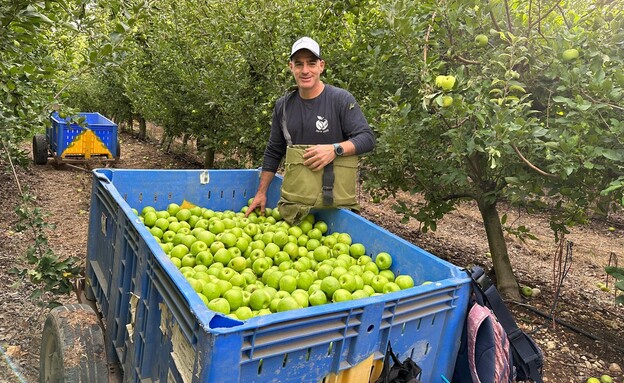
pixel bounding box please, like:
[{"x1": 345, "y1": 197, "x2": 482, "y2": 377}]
[
  {"x1": 375, "y1": 345, "x2": 422, "y2": 383},
  {"x1": 454, "y1": 266, "x2": 544, "y2": 383}
]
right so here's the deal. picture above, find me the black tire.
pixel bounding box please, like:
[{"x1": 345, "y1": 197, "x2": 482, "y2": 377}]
[
  {"x1": 40, "y1": 304, "x2": 108, "y2": 383},
  {"x1": 33, "y1": 134, "x2": 48, "y2": 165}
]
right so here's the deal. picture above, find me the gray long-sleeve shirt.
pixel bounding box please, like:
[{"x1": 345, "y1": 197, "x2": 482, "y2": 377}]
[{"x1": 262, "y1": 85, "x2": 376, "y2": 173}]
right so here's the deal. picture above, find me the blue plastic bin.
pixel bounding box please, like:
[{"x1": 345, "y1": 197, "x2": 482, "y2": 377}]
[
  {"x1": 86, "y1": 168, "x2": 470, "y2": 383},
  {"x1": 49, "y1": 112, "x2": 118, "y2": 159}
]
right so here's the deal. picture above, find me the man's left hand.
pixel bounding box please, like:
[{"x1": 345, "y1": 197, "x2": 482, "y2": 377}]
[{"x1": 302, "y1": 144, "x2": 336, "y2": 172}]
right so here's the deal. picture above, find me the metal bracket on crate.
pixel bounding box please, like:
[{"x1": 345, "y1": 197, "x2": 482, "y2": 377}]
[{"x1": 200, "y1": 171, "x2": 210, "y2": 185}]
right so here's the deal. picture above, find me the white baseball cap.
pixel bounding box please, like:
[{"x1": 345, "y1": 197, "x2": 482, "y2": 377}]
[{"x1": 290, "y1": 37, "x2": 321, "y2": 60}]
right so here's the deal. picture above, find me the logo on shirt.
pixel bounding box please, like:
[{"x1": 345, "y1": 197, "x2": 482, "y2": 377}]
[{"x1": 315, "y1": 116, "x2": 329, "y2": 133}]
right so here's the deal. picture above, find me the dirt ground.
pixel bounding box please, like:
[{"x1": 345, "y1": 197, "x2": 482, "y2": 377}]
[{"x1": 0, "y1": 128, "x2": 623, "y2": 383}]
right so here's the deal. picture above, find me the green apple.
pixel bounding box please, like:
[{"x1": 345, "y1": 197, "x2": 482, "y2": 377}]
[
  {"x1": 441, "y1": 95, "x2": 453, "y2": 107},
  {"x1": 266, "y1": 270, "x2": 284, "y2": 289},
  {"x1": 562, "y1": 48, "x2": 579, "y2": 62},
  {"x1": 234, "y1": 306, "x2": 253, "y2": 320},
  {"x1": 435, "y1": 75, "x2": 456, "y2": 91},
  {"x1": 277, "y1": 296, "x2": 300, "y2": 312},
  {"x1": 314, "y1": 221, "x2": 328, "y2": 234},
  {"x1": 357, "y1": 255, "x2": 373, "y2": 266},
  {"x1": 195, "y1": 251, "x2": 213, "y2": 267},
  {"x1": 332, "y1": 242, "x2": 350, "y2": 256},
  {"x1": 218, "y1": 267, "x2": 236, "y2": 281},
  {"x1": 176, "y1": 209, "x2": 192, "y2": 222},
  {"x1": 162, "y1": 230, "x2": 176, "y2": 243},
  {"x1": 395, "y1": 275, "x2": 415, "y2": 290},
  {"x1": 521, "y1": 286, "x2": 533, "y2": 297},
  {"x1": 587, "y1": 379, "x2": 601, "y2": 383},
  {"x1": 209, "y1": 241, "x2": 225, "y2": 254},
  {"x1": 375, "y1": 252, "x2": 393, "y2": 270},
  {"x1": 336, "y1": 233, "x2": 352, "y2": 246},
  {"x1": 226, "y1": 253, "x2": 244, "y2": 269},
  {"x1": 249, "y1": 289, "x2": 271, "y2": 310},
  {"x1": 272, "y1": 231, "x2": 289, "y2": 248},
  {"x1": 281, "y1": 242, "x2": 298, "y2": 259},
  {"x1": 229, "y1": 273, "x2": 246, "y2": 288},
  {"x1": 309, "y1": 289, "x2": 328, "y2": 306},
  {"x1": 332, "y1": 289, "x2": 352, "y2": 302},
  {"x1": 291, "y1": 289, "x2": 309, "y2": 308},
  {"x1": 351, "y1": 289, "x2": 369, "y2": 300},
  {"x1": 600, "y1": 375, "x2": 613, "y2": 383},
  {"x1": 213, "y1": 248, "x2": 231, "y2": 265},
  {"x1": 331, "y1": 266, "x2": 348, "y2": 279},
  {"x1": 181, "y1": 254, "x2": 196, "y2": 268},
  {"x1": 338, "y1": 273, "x2": 357, "y2": 292},
  {"x1": 371, "y1": 275, "x2": 389, "y2": 293},
  {"x1": 223, "y1": 289, "x2": 244, "y2": 311},
  {"x1": 194, "y1": 219, "x2": 210, "y2": 230},
  {"x1": 273, "y1": 251, "x2": 291, "y2": 266},
  {"x1": 474, "y1": 34, "x2": 488, "y2": 47},
  {"x1": 362, "y1": 285, "x2": 375, "y2": 296},
  {"x1": 316, "y1": 264, "x2": 334, "y2": 280},
  {"x1": 207, "y1": 298, "x2": 230, "y2": 315},
  {"x1": 154, "y1": 217, "x2": 169, "y2": 231},
  {"x1": 264, "y1": 242, "x2": 280, "y2": 258},
  {"x1": 170, "y1": 244, "x2": 189, "y2": 259},
  {"x1": 382, "y1": 282, "x2": 401, "y2": 294},
  {"x1": 190, "y1": 241, "x2": 208, "y2": 256},
  {"x1": 321, "y1": 276, "x2": 341, "y2": 298},
  {"x1": 279, "y1": 275, "x2": 297, "y2": 293},
  {"x1": 349, "y1": 243, "x2": 366, "y2": 258},
  {"x1": 306, "y1": 238, "x2": 321, "y2": 251},
  {"x1": 220, "y1": 232, "x2": 237, "y2": 248},
  {"x1": 295, "y1": 271, "x2": 313, "y2": 288},
  {"x1": 143, "y1": 211, "x2": 158, "y2": 227},
  {"x1": 379, "y1": 269, "x2": 395, "y2": 282}
]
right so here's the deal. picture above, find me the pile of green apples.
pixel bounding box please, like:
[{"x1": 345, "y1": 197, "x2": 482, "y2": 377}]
[{"x1": 134, "y1": 201, "x2": 419, "y2": 321}]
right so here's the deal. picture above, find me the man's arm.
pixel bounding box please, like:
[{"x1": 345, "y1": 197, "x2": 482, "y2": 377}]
[{"x1": 245, "y1": 170, "x2": 275, "y2": 217}]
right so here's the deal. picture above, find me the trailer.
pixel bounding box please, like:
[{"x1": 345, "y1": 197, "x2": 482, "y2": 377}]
[
  {"x1": 32, "y1": 112, "x2": 119, "y2": 165},
  {"x1": 40, "y1": 168, "x2": 470, "y2": 382}
]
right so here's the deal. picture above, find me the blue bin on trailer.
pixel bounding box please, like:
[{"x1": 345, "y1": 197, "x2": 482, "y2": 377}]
[
  {"x1": 48, "y1": 112, "x2": 118, "y2": 162},
  {"x1": 85, "y1": 168, "x2": 470, "y2": 383}
]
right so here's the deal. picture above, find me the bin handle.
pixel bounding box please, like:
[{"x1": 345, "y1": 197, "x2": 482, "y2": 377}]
[{"x1": 95, "y1": 170, "x2": 112, "y2": 184}]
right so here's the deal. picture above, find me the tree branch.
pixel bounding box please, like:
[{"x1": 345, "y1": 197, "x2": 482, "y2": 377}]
[
  {"x1": 529, "y1": 1, "x2": 560, "y2": 31},
  {"x1": 580, "y1": 89, "x2": 624, "y2": 111},
  {"x1": 512, "y1": 144, "x2": 556, "y2": 177},
  {"x1": 503, "y1": 0, "x2": 513, "y2": 33},
  {"x1": 455, "y1": 55, "x2": 481, "y2": 65}
]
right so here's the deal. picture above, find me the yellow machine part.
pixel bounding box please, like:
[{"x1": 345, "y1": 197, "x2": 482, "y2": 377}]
[
  {"x1": 61, "y1": 129, "x2": 112, "y2": 159},
  {"x1": 324, "y1": 354, "x2": 384, "y2": 383}
]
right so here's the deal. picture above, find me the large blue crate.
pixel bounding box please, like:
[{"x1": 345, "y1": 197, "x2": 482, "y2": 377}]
[
  {"x1": 86, "y1": 168, "x2": 470, "y2": 383},
  {"x1": 48, "y1": 112, "x2": 118, "y2": 158}
]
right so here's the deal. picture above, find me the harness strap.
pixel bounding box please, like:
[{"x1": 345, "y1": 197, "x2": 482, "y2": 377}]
[{"x1": 322, "y1": 162, "x2": 335, "y2": 206}]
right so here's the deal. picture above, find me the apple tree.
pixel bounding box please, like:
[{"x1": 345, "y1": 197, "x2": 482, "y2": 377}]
[{"x1": 362, "y1": 0, "x2": 624, "y2": 298}]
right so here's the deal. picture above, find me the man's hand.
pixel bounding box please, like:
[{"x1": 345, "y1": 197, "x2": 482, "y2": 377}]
[
  {"x1": 245, "y1": 194, "x2": 267, "y2": 217},
  {"x1": 302, "y1": 144, "x2": 336, "y2": 172}
]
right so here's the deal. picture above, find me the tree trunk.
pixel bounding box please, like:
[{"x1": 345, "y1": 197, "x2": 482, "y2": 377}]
[
  {"x1": 182, "y1": 132, "x2": 189, "y2": 148},
  {"x1": 204, "y1": 147, "x2": 215, "y2": 168},
  {"x1": 127, "y1": 117, "x2": 134, "y2": 134},
  {"x1": 138, "y1": 117, "x2": 147, "y2": 140},
  {"x1": 477, "y1": 198, "x2": 521, "y2": 300}
]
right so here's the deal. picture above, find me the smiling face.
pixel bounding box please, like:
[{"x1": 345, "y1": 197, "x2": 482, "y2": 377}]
[{"x1": 289, "y1": 49, "x2": 325, "y2": 99}]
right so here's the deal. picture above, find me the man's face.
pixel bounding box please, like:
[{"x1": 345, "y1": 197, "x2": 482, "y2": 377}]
[{"x1": 289, "y1": 50, "x2": 325, "y2": 92}]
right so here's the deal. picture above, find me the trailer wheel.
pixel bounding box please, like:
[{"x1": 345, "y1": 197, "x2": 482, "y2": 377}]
[
  {"x1": 33, "y1": 134, "x2": 48, "y2": 165},
  {"x1": 40, "y1": 304, "x2": 108, "y2": 383}
]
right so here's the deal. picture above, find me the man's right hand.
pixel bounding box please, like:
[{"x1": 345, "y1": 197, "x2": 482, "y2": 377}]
[{"x1": 245, "y1": 193, "x2": 267, "y2": 217}]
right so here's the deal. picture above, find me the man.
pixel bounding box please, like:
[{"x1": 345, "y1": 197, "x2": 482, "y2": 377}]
[{"x1": 246, "y1": 36, "x2": 375, "y2": 220}]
